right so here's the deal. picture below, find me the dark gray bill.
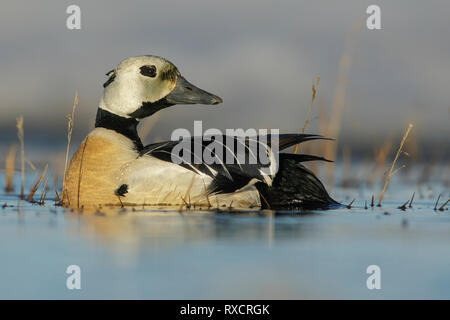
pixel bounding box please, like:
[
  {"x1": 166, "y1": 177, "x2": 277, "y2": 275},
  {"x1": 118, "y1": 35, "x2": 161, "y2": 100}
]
[{"x1": 165, "y1": 75, "x2": 223, "y2": 105}]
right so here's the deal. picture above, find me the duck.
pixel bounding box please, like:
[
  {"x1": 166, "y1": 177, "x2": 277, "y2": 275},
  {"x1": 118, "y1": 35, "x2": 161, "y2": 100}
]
[{"x1": 61, "y1": 55, "x2": 340, "y2": 210}]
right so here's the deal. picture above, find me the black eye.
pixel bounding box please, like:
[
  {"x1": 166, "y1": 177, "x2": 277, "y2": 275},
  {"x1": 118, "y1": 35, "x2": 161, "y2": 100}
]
[{"x1": 140, "y1": 65, "x2": 157, "y2": 78}]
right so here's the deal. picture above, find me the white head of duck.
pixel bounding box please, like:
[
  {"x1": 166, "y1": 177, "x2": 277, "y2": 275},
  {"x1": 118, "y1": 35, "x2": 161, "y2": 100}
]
[{"x1": 100, "y1": 55, "x2": 223, "y2": 119}]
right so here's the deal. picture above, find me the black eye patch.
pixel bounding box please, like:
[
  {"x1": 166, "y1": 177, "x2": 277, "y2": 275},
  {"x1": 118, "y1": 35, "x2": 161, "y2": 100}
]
[{"x1": 140, "y1": 65, "x2": 157, "y2": 78}]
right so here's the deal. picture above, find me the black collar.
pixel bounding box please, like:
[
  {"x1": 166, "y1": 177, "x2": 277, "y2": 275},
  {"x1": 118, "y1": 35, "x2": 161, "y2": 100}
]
[{"x1": 95, "y1": 108, "x2": 143, "y2": 150}]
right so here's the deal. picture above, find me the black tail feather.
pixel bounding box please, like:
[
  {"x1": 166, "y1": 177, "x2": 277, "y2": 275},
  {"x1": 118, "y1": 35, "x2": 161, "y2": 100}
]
[
  {"x1": 257, "y1": 153, "x2": 341, "y2": 210},
  {"x1": 274, "y1": 134, "x2": 334, "y2": 151}
]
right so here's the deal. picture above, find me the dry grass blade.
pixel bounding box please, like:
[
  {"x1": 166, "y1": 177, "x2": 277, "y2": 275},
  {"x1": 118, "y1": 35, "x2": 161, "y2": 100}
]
[
  {"x1": 303, "y1": 77, "x2": 320, "y2": 134},
  {"x1": 439, "y1": 199, "x2": 450, "y2": 211},
  {"x1": 294, "y1": 77, "x2": 320, "y2": 154},
  {"x1": 377, "y1": 123, "x2": 413, "y2": 207},
  {"x1": 63, "y1": 91, "x2": 79, "y2": 188},
  {"x1": 434, "y1": 194, "x2": 441, "y2": 211},
  {"x1": 324, "y1": 20, "x2": 360, "y2": 185},
  {"x1": 391, "y1": 164, "x2": 407, "y2": 176},
  {"x1": 51, "y1": 176, "x2": 61, "y2": 202},
  {"x1": 39, "y1": 177, "x2": 49, "y2": 205},
  {"x1": 408, "y1": 192, "x2": 415, "y2": 208},
  {"x1": 41, "y1": 190, "x2": 47, "y2": 205},
  {"x1": 202, "y1": 179, "x2": 212, "y2": 208},
  {"x1": 25, "y1": 159, "x2": 36, "y2": 171},
  {"x1": 398, "y1": 200, "x2": 408, "y2": 211},
  {"x1": 116, "y1": 195, "x2": 124, "y2": 208},
  {"x1": 180, "y1": 196, "x2": 189, "y2": 207},
  {"x1": 178, "y1": 174, "x2": 197, "y2": 211},
  {"x1": 346, "y1": 199, "x2": 355, "y2": 209},
  {"x1": 259, "y1": 191, "x2": 271, "y2": 209},
  {"x1": 75, "y1": 136, "x2": 89, "y2": 209},
  {"x1": 26, "y1": 164, "x2": 48, "y2": 202},
  {"x1": 4, "y1": 144, "x2": 17, "y2": 192},
  {"x1": 16, "y1": 116, "x2": 25, "y2": 199}
]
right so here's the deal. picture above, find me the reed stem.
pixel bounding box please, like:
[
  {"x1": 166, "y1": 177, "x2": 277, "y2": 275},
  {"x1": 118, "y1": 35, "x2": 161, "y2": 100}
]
[{"x1": 377, "y1": 124, "x2": 413, "y2": 206}]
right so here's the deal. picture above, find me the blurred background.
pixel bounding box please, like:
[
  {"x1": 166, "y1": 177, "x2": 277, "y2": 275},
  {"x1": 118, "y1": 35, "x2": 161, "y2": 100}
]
[
  {"x1": 0, "y1": 1, "x2": 449, "y2": 300},
  {"x1": 0, "y1": 0, "x2": 448, "y2": 165}
]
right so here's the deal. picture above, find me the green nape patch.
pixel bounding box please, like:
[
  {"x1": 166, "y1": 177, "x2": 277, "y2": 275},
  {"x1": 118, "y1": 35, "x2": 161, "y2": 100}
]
[{"x1": 160, "y1": 64, "x2": 178, "y2": 82}]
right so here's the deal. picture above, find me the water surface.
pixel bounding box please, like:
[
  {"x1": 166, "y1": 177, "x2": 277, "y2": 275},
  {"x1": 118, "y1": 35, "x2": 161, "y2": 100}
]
[{"x1": 0, "y1": 170, "x2": 449, "y2": 299}]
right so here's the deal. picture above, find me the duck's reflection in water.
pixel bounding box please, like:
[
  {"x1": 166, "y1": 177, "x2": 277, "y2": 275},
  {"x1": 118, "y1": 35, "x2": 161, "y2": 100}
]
[
  {"x1": 64, "y1": 206, "x2": 317, "y2": 267},
  {"x1": 60, "y1": 207, "x2": 329, "y2": 299}
]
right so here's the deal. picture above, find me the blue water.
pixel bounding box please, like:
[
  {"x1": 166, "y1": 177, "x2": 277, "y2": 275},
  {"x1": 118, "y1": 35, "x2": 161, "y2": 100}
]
[{"x1": 0, "y1": 169, "x2": 449, "y2": 299}]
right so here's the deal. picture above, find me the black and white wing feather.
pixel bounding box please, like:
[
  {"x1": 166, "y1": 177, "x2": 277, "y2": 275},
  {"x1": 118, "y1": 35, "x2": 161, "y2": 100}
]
[{"x1": 140, "y1": 134, "x2": 331, "y2": 194}]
